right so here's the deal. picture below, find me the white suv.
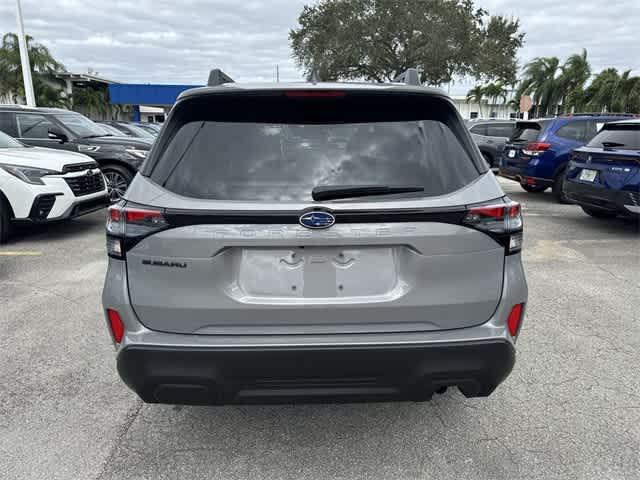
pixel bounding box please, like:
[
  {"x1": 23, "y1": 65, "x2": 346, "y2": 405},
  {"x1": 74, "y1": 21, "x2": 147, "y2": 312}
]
[{"x1": 0, "y1": 130, "x2": 108, "y2": 243}]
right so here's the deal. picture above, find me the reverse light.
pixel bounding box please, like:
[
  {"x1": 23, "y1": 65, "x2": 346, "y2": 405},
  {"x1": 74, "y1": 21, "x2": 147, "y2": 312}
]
[
  {"x1": 522, "y1": 142, "x2": 551, "y2": 156},
  {"x1": 463, "y1": 201, "x2": 523, "y2": 254},
  {"x1": 507, "y1": 303, "x2": 525, "y2": 337},
  {"x1": 106, "y1": 309, "x2": 124, "y2": 343},
  {"x1": 106, "y1": 204, "x2": 168, "y2": 259}
]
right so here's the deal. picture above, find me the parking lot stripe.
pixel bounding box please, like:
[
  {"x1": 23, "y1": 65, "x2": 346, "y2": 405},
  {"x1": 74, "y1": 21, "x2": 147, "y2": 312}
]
[{"x1": 0, "y1": 251, "x2": 43, "y2": 256}]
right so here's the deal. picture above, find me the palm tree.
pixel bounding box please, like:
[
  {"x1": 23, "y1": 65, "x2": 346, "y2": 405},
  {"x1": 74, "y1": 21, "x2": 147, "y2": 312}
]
[
  {"x1": 558, "y1": 49, "x2": 591, "y2": 113},
  {"x1": 0, "y1": 32, "x2": 66, "y2": 105},
  {"x1": 586, "y1": 68, "x2": 621, "y2": 112},
  {"x1": 483, "y1": 82, "x2": 508, "y2": 105},
  {"x1": 466, "y1": 85, "x2": 485, "y2": 117},
  {"x1": 517, "y1": 56, "x2": 563, "y2": 117}
]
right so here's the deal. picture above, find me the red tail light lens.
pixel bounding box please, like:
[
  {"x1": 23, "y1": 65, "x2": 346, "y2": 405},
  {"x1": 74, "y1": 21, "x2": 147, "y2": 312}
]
[
  {"x1": 106, "y1": 204, "x2": 168, "y2": 259},
  {"x1": 507, "y1": 303, "x2": 525, "y2": 337},
  {"x1": 463, "y1": 201, "x2": 523, "y2": 254},
  {"x1": 107, "y1": 309, "x2": 124, "y2": 343},
  {"x1": 523, "y1": 142, "x2": 551, "y2": 156}
]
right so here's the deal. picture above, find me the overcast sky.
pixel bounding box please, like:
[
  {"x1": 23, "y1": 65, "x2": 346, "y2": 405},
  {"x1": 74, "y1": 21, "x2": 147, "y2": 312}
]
[{"x1": 1, "y1": 0, "x2": 638, "y2": 94}]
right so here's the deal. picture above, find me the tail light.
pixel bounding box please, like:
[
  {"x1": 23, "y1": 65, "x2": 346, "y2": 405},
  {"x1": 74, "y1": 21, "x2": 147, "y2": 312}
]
[
  {"x1": 106, "y1": 203, "x2": 169, "y2": 259},
  {"x1": 463, "y1": 201, "x2": 523, "y2": 254},
  {"x1": 507, "y1": 303, "x2": 525, "y2": 337},
  {"x1": 522, "y1": 142, "x2": 551, "y2": 156},
  {"x1": 106, "y1": 309, "x2": 125, "y2": 343}
]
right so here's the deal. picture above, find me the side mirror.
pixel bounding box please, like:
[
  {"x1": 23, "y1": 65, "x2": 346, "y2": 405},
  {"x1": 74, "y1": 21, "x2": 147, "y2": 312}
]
[{"x1": 48, "y1": 127, "x2": 68, "y2": 143}]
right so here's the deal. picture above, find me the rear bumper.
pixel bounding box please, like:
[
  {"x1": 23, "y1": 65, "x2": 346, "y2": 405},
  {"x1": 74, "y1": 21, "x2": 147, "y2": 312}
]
[
  {"x1": 117, "y1": 339, "x2": 515, "y2": 404},
  {"x1": 498, "y1": 166, "x2": 553, "y2": 187},
  {"x1": 564, "y1": 180, "x2": 640, "y2": 216}
]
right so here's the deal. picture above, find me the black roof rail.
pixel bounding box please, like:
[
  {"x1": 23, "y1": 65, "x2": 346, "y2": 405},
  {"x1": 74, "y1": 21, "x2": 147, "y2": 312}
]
[
  {"x1": 393, "y1": 68, "x2": 421, "y2": 86},
  {"x1": 559, "y1": 112, "x2": 636, "y2": 117},
  {"x1": 207, "y1": 69, "x2": 234, "y2": 87}
]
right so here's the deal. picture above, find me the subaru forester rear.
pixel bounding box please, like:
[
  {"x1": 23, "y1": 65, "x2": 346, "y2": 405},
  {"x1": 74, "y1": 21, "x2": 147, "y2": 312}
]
[{"x1": 102, "y1": 81, "x2": 528, "y2": 405}]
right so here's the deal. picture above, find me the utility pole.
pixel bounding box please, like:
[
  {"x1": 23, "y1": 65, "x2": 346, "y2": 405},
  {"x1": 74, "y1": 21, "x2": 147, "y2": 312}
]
[
  {"x1": 276, "y1": 64, "x2": 280, "y2": 83},
  {"x1": 15, "y1": 0, "x2": 36, "y2": 106}
]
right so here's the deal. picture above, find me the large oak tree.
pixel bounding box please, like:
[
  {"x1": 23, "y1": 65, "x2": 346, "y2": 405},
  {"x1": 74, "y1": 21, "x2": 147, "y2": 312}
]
[{"x1": 289, "y1": 0, "x2": 524, "y2": 85}]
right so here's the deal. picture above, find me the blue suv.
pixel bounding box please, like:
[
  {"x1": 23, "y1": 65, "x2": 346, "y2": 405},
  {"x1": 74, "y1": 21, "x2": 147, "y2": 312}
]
[
  {"x1": 499, "y1": 114, "x2": 635, "y2": 202},
  {"x1": 564, "y1": 119, "x2": 640, "y2": 220}
]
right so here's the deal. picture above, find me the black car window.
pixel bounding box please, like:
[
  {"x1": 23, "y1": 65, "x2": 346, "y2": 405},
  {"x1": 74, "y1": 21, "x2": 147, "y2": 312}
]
[
  {"x1": 0, "y1": 112, "x2": 19, "y2": 138},
  {"x1": 486, "y1": 123, "x2": 514, "y2": 138},
  {"x1": 555, "y1": 121, "x2": 588, "y2": 142},
  {"x1": 16, "y1": 113, "x2": 56, "y2": 139},
  {"x1": 469, "y1": 124, "x2": 487, "y2": 135},
  {"x1": 511, "y1": 121, "x2": 549, "y2": 142},
  {"x1": 153, "y1": 120, "x2": 479, "y2": 202},
  {"x1": 586, "y1": 124, "x2": 640, "y2": 150}
]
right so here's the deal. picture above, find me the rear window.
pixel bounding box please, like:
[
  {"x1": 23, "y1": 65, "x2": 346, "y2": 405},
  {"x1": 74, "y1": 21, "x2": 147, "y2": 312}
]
[
  {"x1": 486, "y1": 123, "x2": 514, "y2": 138},
  {"x1": 587, "y1": 124, "x2": 640, "y2": 150},
  {"x1": 147, "y1": 93, "x2": 482, "y2": 202},
  {"x1": 511, "y1": 121, "x2": 550, "y2": 142}
]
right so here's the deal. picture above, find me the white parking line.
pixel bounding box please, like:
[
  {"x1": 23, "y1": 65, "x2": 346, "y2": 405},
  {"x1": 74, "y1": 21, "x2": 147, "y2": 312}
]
[{"x1": 0, "y1": 251, "x2": 43, "y2": 256}]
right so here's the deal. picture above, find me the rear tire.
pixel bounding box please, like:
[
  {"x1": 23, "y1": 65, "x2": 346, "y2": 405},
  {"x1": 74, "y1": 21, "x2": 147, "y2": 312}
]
[
  {"x1": 0, "y1": 195, "x2": 12, "y2": 244},
  {"x1": 520, "y1": 184, "x2": 547, "y2": 193},
  {"x1": 102, "y1": 164, "x2": 134, "y2": 203},
  {"x1": 581, "y1": 206, "x2": 617, "y2": 219},
  {"x1": 552, "y1": 170, "x2": 571, "y2": 204}
]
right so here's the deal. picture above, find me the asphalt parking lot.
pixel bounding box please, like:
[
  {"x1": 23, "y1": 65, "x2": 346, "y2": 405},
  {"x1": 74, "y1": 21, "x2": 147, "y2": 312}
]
[{"x1": 1, "y1": 177, "x2": 638, "y2": 480}]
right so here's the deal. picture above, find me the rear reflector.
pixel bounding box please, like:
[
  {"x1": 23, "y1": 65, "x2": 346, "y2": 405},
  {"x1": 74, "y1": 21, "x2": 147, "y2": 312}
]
[
  {"x1": 107, "y1": 309, "x2": 124, "y2": 343},
  {"x1": 285, "y1": 91, "x2": 346, "y2": 98},
  {"x1": 507, "y1": 304, "x2": 524, "y2": 337}
]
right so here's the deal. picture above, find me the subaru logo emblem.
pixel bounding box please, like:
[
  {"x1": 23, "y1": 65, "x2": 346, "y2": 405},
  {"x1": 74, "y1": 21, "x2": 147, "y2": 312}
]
[{"x1": 299, "y1": 211, "x2": 335, "y2": 229}]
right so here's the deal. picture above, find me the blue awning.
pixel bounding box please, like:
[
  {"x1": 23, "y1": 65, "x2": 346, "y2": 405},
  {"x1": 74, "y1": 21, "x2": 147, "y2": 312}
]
[{"x1": 108, "y1": 83, "x2": 203, "y2": 106}]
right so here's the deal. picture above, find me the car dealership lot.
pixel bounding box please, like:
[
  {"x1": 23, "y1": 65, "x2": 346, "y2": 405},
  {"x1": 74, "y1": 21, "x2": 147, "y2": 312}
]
[{"x1": 0, "y1": 178, "x2": 638, "y2": 480}]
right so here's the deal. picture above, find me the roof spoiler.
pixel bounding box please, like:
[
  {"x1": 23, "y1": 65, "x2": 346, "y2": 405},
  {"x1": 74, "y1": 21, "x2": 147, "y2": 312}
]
[
  {"x1": 393, "y1": 68, "x2": 421, "y2": 86},
  {"x1": 207, "y1": 69, "x2": 234, "y2": 87}
]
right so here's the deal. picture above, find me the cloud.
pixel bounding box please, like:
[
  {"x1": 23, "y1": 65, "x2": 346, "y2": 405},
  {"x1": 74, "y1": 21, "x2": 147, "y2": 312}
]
[{"x1": 1, "y1": 0, "x2": 638, "y2": 91}]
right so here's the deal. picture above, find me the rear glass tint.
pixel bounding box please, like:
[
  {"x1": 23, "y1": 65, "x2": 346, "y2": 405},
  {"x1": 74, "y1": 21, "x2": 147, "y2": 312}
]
[
  {"x1": 511, "y1": 121, "x2": 549, "y2": 142},
  {"x1": 148, "y1": 93, "x2": 481, "y2": 202},
  {"x1": 587, "y1": 124, "x2": 640, "y2": 150}
]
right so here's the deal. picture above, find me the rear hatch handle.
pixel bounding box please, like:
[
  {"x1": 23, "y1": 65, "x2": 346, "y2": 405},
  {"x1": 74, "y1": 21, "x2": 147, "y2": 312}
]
[{"x1": 312, "y1": 185, "x2": 424, "y2": 201}]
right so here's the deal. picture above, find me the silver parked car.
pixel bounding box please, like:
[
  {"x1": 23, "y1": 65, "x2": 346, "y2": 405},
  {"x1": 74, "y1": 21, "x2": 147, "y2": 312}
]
[{"x1": 102, "y1": 78, "x2": 528, "y2": 405}]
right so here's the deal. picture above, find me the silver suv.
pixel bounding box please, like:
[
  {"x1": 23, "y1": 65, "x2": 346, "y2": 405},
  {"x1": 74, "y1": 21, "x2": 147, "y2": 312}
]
[{"x1": 102, "y1": 78, "x2": 528, "y2": 405}]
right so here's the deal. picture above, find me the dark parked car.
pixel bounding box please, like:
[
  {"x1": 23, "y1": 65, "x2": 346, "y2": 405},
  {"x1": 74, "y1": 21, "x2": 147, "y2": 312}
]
[
  {"x1": 467, "y1": 120, "x2": 516, "y2": 168},
  {"x1": 97, "y1": 121, "x2": 156, "y2": 140},
  {"x1": 133, "y1": 123, "x2": 161, "y2": 136},
  {"x1": 0, "y1": 106, "x2": 152, "y2": 201},
  {"x1": 499, "y1": 114, "x2": 634, "y2": 202},
  {"x1": 564, "y1": 119, "x2": 640, "y2": 220}
]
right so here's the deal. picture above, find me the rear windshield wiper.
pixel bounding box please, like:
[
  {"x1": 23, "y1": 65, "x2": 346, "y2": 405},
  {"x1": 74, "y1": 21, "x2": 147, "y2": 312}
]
[
  {"x1": 312, "y1": 185, "x2": 424, "y2": 201},
  {"x1": 602, "y1": 141, "x2": 626, "y2": 149}
]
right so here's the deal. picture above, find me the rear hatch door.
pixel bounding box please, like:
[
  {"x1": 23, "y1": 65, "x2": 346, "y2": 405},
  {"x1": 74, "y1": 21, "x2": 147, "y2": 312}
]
[
  {"x1": 125, "y1": 89, "x2": 507, "y2": 335},
  {"x1": 503, "y1": 120, "x2": 550, "y2": 167}
]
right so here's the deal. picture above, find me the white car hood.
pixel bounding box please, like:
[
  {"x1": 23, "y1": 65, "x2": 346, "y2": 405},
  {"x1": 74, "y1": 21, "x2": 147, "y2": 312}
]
[{"x1": 0, "y1": 147, "x2": 94, "y2": 171}]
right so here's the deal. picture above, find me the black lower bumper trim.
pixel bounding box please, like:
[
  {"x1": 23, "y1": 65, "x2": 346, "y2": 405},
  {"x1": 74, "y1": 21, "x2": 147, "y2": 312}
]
[
  {"x1": 66, "y1": 195, "x2": 109, "y2": 218},
  {"x1": 117, "y1": 340, "x2": 516, "y2": 405},
  {"x1": 564, "y1": 181, "x2": 639, "y2": 216}
]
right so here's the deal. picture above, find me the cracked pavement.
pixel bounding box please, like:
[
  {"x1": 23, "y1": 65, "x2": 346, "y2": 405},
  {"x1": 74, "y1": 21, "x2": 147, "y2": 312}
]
[{"x1": 1, "y1": 178, "x2": 638, "y2": 479}]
